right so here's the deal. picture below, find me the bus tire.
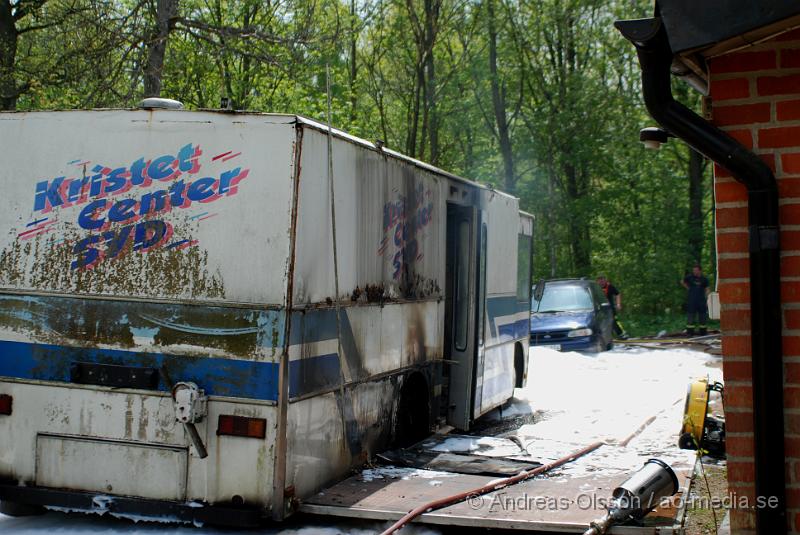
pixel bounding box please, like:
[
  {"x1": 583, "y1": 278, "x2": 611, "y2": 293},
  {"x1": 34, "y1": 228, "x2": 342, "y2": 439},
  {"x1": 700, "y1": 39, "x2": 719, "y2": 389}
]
[
  {"x1": 393, "y1": 372, "x2": 430, "y2": 448},
  {"x1": 0, "y1": 500, "x2": 45, "y2": 517},
  {"x1": 514, "y1": 343, "x2": 526, "y2": 388}
]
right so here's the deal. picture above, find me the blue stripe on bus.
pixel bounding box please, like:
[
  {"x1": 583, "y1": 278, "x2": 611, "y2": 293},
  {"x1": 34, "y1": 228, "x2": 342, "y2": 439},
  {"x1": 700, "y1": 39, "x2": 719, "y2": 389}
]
[
  {"x1": 0, "y1": 339, "x2": 280, "y2": 401},
  {"x1": 289, "y1": 353, "x2": 341, "y2": 398},
  {"x1": 0, "y1": 339, "x2": 347, "y2": 401}
]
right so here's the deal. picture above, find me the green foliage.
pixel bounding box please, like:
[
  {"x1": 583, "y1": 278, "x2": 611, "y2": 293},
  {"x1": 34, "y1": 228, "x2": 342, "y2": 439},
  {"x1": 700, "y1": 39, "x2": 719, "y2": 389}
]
[{"x1": 5, "y1": 0, "x2": 717, "y2": 324}]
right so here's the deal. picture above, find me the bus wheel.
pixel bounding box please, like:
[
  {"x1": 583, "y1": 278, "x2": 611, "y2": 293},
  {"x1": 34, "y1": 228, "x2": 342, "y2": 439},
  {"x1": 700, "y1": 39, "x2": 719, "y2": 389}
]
[
  {"x1": 514, "y1": 343, "x2": 525, "y2": 388},
  {"x1": 393, "y1": 372, "x2": 430, "y2": 448},
  {"x1": 0, "y1": 500, "x2": 45, "y2": 517}
]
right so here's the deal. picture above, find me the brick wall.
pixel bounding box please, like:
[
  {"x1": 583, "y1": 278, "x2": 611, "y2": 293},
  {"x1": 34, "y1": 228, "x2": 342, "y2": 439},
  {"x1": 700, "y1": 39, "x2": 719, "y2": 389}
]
[{"x1": 709, "y1": 28, "x2": 800, "y2": 533}]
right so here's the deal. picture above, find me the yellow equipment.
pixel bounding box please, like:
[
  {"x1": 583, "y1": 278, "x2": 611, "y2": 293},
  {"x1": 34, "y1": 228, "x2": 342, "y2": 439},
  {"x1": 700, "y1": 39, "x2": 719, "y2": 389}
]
[{"x1": 679, "y1": 377, "x2": 725, "y2": 456}]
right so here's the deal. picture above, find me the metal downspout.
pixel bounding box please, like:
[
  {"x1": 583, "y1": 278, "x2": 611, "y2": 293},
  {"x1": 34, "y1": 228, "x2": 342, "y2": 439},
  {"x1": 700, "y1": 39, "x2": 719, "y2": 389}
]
[{"x1": 615, "y1": 17, "x2": 786, "y2": 533}]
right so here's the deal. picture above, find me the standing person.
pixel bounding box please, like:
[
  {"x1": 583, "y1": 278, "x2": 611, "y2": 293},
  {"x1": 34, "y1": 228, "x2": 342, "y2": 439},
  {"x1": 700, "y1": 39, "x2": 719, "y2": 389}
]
[
  {"x1": 682, "y1": 263, "x2": 710, "y2": 336},
  {"x1": 596, "y1": 275, "x2": 628, "y2": 339}
]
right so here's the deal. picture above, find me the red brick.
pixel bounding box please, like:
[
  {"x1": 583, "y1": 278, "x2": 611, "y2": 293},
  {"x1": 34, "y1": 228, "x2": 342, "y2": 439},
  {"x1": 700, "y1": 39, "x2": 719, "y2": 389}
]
[
  {"x1": 721, "y1": 308, "x2": 751, "y2": 332},
  {"x1": 784, "y1": 335, "x2": 800, "y2": 356},
  {"x1": 784, "y1": 257, "x2": 800, "y2": 279},
  {"x1": 783, "y1": 437, "x2": 800, "y2": 457},
  {"x1": 725, "y1": 410, "x2": 754, "y2": 433},
  {"x1": 719, "y1": 257, "x2": 750, "y2": 279},
  {"x1": 711, "y1": 50, "x2": 777, "y2": 74},
  {"x1": 783, "y1": 280, "x2": 800, "y2": 302},
  {"x1": 788, "y1": 486, "x2": 800, "y2": 508},
  {"x1": 724, "y1": 359, "x2": 753, "y2": 381},
  {"x1": 713, "y1": 102, "x2": 771, "y2": 126},
  {"x1": 760, "y1": 125, "x2": 800, "y2": 148},
  {"x1": 719, "y1": 281, "x2": 750, "y2": 304},
  {"x1": 787, "y1": 310, "x2": 800, "y2": 331},
  {"x1": 783, "y1": 230, "x2": 800, "y2": 250},
  {"x1": 716, "y1": 206, "x2": 749, "y2": 228},
  {"x1": 730, "y1": 509, "x2": 756, "y2": 530},
  {"x1": 778, "y1": 99, "x2": 800, "y2": 121},
  {"x1": 758, "y1": 74, "x2": 800, "y2": 97},
  {"x1": 728, "y1": 434, "x2": 755, "y2": 457},
  {"x1": 784, "y1": 153, "x2": 800, "y2": 175},
  {"x1": 723, "y1": 335, "x2": 752, "y2": 356},
  {"x1": 789, "y1": 412, "x2": 800, "y2": 434},
  {"x1": 778, "y1": 29, "x2": 800, "y2": 42},
  {"x1": 788, "y1": 436, "x2": 800, "y2": 457},
  {"x1": 787, "y1": 387, "x2": 800, "y2": 409},
  {"x1": 715, "y1": 180, "x2": 748, "y2": 202},
  {"x1": 783, "y1": 48, "x2": 800, "y2": 68},
  {"x1": 782, "y1": 204, "x2": 800, "y2": 225},
  {"x1": 726, "y1": 128, "x2": 754, "y2": 148},
  {"x1": 728, "y1": 460, "x2": 756, "y2": 483},
  {"x1": 717, "y1": 232, "x2": 749, "y2": 254},
  {"x1": 780, "y1": 178, "x2": 800, "y2": 197},
  {"x1": 788, "y1": 363, "x2": 800, "y2": 386},
  {"x1": 711, "y1": 77, "x2": 751, "y2": 101},
  {"x1": 725, "y1": 383, "x2": 754, "y2": 409}
]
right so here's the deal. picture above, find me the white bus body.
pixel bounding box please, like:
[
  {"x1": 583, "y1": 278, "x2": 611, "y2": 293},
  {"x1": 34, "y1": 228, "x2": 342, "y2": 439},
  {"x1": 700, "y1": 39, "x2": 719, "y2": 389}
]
[{"x1": 0, "y1": 110, "x2": 533, "y2": 525}]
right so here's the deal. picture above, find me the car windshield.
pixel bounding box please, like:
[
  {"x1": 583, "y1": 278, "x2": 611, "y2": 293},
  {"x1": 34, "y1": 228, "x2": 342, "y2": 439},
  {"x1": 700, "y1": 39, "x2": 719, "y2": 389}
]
[{"x1": 533, "y1": 285, "x2": 594, "y2": 312}]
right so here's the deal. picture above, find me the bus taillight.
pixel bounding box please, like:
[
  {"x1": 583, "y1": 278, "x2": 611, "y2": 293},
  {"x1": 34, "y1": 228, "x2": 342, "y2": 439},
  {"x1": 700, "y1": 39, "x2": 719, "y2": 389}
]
[
  {"x1": 0, "y1": 394, "x2": 11, "y2": 415},
  {"x1": 217, "y1": 415, "x2": 266, "y2": 439}
]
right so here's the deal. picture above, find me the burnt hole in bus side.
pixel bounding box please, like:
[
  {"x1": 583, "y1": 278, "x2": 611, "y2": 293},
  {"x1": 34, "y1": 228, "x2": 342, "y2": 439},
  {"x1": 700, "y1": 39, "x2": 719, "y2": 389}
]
[{"x1": 392, "y1": 372, "x2": 430, "y2": 448}]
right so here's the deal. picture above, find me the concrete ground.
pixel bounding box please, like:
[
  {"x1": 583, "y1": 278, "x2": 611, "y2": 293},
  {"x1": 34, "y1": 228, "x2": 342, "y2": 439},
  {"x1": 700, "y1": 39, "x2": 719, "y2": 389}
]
[{"x1": 1, "y1": 345, "x2": 725, "y2": 534}]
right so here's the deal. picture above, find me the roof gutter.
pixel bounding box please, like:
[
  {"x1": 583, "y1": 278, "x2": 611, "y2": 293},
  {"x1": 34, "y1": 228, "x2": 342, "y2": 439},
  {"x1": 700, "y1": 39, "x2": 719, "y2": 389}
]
[{"x1": 615, "y1": 16, "x2": 786, "y2": 533}]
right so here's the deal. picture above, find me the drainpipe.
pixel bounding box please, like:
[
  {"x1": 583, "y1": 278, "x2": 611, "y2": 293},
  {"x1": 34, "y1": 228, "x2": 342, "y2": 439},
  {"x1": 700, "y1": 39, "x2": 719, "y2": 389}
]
[{"x1": 615, "y1": 16, "x2": 785, "y2": 533}]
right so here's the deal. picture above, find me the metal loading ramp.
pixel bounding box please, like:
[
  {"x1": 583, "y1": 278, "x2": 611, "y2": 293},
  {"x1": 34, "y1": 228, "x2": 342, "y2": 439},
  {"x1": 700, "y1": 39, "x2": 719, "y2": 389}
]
[{"x1": 300, "y1": 434, "x2": 695, "y2": 533}]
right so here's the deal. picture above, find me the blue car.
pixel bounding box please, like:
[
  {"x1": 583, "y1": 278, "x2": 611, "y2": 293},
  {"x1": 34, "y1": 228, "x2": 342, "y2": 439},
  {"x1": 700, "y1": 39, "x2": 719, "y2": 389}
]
[{"x1": 530, "y1": 278, "x2": 615, "y2": 352}]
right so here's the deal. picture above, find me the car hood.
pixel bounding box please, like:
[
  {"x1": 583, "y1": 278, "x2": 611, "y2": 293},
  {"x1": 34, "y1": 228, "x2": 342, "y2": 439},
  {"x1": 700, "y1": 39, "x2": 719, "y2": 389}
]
[{"x1": 530, "y1": 310, "x2": 593, "y2": 332}]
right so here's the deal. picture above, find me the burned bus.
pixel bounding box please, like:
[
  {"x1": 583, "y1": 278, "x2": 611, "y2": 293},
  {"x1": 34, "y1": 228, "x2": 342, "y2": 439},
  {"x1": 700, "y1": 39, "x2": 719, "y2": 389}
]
[{"x1": 0, "y1": 107, "x2": 533, "y2": 525}]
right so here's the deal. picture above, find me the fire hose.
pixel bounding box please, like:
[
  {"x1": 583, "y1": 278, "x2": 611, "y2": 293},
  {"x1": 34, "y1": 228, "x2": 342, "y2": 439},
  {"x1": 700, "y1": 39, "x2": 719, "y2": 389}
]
[{"x1": 379, "y1": 408, "x2": 681, "y2": 535}]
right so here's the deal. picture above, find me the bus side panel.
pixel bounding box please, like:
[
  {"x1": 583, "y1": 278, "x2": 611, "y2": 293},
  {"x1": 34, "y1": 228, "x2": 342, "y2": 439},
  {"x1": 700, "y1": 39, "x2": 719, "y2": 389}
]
[
  {"x1": 291, "y1": 128, "x2": 446, "y2": 305},
  {"x1": 284, "y1": 128, "x2": 447, "y2": 500},
  {"x1": 476, "y1": 192, "x2": 528, "y2": 417},
  {"x1": 0, "y1": 110, "x2": 296, "y2": 305}
]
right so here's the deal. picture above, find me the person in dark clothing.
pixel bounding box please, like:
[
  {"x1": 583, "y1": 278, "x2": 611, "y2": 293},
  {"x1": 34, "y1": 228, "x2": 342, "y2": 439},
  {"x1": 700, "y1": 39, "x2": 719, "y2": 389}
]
[
  {"x1": 682, "y1": 263, "x2": 710, "y2": 336},
  {"x1": 597, "y1": 275, "x2": 628, "y2": 339}
]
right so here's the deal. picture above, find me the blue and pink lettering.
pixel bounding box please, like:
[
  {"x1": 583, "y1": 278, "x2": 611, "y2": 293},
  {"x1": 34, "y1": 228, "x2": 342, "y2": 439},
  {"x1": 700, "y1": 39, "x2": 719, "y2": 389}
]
[{"x1": 30, "y1": 143, "x2": 248, "y2": 270}]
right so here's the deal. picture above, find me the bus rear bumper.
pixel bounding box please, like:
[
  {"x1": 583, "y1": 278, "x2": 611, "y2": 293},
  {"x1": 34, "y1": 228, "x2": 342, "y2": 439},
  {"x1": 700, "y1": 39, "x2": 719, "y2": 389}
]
[{"x1": 0, "y1": 483, "x2": 265, "y2": 527}]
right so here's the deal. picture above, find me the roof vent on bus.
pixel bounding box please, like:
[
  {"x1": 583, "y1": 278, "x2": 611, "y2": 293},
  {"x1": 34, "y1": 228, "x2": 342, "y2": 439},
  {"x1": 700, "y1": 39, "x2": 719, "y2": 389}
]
[{"x1": 137, "y1": 97, "x2": 184, "y2": 110}]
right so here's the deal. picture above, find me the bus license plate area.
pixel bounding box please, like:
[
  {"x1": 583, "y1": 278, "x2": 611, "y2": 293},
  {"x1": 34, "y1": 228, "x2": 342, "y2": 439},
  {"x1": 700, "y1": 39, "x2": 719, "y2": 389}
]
[
  {"x1": 70, "y1": 362, "x2": 160, "y2": 390},
  {"x1": 35, "y1": 434, "x2": 188, "y2": 501}
]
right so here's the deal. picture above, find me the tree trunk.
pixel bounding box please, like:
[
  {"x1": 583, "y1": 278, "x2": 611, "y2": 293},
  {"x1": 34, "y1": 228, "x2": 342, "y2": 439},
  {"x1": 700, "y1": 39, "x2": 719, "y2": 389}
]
[
  {"x1": 144, "y1": 0, "x2": 178, "y2": 98},
  {"x1": 348, "y1": 0, "x2": 357, "y2": 123},
  {"x1": 687, "y1": 147, "x2": 704, "y2": 264},
  {"x1": 406, "y1": 65, "x2": 422, "y2": 157},
  {"x1": 0, "y1": 0, "x2": 18, "y2": 110},
  {"x1": 424, "y1": 0, "x2": 438, "y2": 165},
  {"x1": 564, "y1": 161, "x2": 591, "y2": 274},
  {"x1": 486, "y1": 0, "x2": 514, "y2": 192}
]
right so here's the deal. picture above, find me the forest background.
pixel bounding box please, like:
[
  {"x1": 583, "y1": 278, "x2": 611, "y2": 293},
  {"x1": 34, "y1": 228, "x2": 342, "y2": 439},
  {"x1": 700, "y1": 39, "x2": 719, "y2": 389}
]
[{"x1": 0, "y1": 0, "x2": 716, "y2": 334}]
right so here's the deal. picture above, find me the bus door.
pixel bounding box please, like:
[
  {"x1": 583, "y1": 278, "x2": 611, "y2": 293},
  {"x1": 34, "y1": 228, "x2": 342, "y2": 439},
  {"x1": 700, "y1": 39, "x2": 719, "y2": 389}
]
[{"x1": 444, "y1": 203, "x2": 483, "y2": 430}]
